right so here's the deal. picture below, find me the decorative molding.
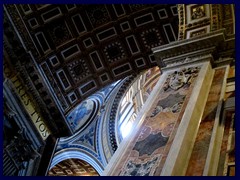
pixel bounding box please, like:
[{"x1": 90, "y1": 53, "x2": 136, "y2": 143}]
[
  {"x1": 41, "y1": 7, "x2": 62, "y2": 23},
  {"x1": 178, "y1": 4, "x2": 186, "y2": 40},
  {"x1": 178, "y1": 4, "x2": 212, "y2": 40},
  {"x1": 5, "y1": 5, "x2": 40, "y2": 57},
  {"x1": 153, "y1": 29, "x2": 234, "y2": 68},
  {"x1": 107, "y1": 75, "x2": 138, "y2": 154},
  {"x1": 186, "y1": 25, "x2": 210, "y2": 39},
  {"x1": 40, "y1": 62, "x2": 69, "y2": 112},
  {"x1": 79, "y1": 80, "x2": 97, "y2": 96},
  {"x1": 120, "y1": 21, "x2": 131, "y2": 32},
  {"x1": 67, "y1": 91, "x2": 78, "y2": 104},
  {"x1": 210, "y1": 4, "x2": 223, "y2": 31},
  {"x1": 162, "y1": 66, "x2": 200, "y2": 91},
  {"x1": 186, "y1": 4, "x2": 210, "y2": 24},
  {"x1": 158, "y1": 9, "x2": 168, "y2": 19},
  {"x1": 163, "y1": 51, "x2": 214, "y2": 70}
]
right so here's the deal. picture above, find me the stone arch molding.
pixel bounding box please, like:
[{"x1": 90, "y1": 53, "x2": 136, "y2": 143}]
[{"x1": 50, "y1": 148, "x2": 104, "y2": 175}]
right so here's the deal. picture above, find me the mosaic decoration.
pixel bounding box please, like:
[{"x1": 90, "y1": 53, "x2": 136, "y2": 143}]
[
  {"x1": 121, "y1": 157, "x2": 158, "y2": 176},
  {"x1": 54, "y1": 80, "x2": 122, "y2": 171},
  {"x1": 67, "y1": 99, "x2": 94, "y2": 132},
  {"x1": 79, "y1": 125, "x2": 95, "y2": 147}
]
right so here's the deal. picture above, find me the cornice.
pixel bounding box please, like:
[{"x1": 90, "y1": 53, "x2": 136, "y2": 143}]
[{"x1": 152, "y1": 29, "x2": 235, "y2": 69}]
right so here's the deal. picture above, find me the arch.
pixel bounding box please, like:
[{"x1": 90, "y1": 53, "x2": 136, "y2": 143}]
[{"x1": 49, "y1": 148, "x2": 104, "y2": 175}]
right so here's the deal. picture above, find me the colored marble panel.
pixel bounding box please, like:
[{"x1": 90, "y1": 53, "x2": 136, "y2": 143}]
[
  {"x1": 150, "y1": 93, "x2": 186, "y2": 117},
  {"x1": 116, "y1": 66, "x2": 201, "y2": 176},
  {"x1": 121, "y1": 157, "x2": 158, "y2": 176},
  {"x1": 186, "y1": 67, "x2": 226, "y2": 176},
  {"x1": 133, "y1": 132, "x2": 169, "y2": 156},
  {"x1": 217, "y1": 111, "x2": 234, "y2": 175}
]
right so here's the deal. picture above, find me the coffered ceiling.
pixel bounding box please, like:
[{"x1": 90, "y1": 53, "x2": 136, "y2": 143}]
[
  {"x1": 4, "y1": 4, "x2": 179, "y2": 136},
  {"x1": 48, "y1": 158, "x2": 99, "y2": 176},
  {"x1": 8, "y1": 4, "x2": 178, "y2": 111}
]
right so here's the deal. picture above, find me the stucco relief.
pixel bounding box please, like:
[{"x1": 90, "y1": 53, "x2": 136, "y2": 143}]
[
  {"x1": 191, "y1": 5, "x2": 206, "y2": 20},
  {"x1": 163, "y1": 67, "x2": 200, "y2": 91}
]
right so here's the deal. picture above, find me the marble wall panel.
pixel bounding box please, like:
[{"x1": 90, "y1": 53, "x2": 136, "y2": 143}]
[
  {"x1": 186, "y1": 67, "x2": 226, "y2": 175},
  {"x1": 112, "y1": 66, "x2": 201, "y2": 176}
]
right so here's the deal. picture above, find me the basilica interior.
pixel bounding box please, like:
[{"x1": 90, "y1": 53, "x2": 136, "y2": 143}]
[{"x1": 3, "y1": 4, "x2": 235, "y2": 176}]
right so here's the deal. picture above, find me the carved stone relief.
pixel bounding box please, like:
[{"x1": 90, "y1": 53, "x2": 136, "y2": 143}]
[{"x1": 163, "y1": 66, "x2": 200, "y2": 91}]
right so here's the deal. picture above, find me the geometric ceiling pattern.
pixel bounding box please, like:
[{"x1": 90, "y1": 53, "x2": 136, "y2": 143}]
[
  {"x1": 48, "y1": 158, "x2": 99, "y2": 176},
  {"x1": 6, "y1": 4, "x2": 178, "y2": 116}
]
